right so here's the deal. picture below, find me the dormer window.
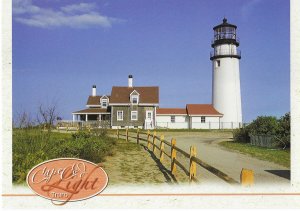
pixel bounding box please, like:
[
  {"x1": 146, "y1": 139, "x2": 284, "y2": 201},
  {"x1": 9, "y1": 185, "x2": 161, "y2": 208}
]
[
  {"x1": 100, "y1": 95, "x2": 109, "y2": 108},
  {"x1": 102, "y1": 99, "x2": 108, "y2": 108},
  {"x1": 132, "y1": 95, "x2": 138, "y2": 104},
  {"x1": 130, "y1": 90, "x2": 140, "y2": 105}
]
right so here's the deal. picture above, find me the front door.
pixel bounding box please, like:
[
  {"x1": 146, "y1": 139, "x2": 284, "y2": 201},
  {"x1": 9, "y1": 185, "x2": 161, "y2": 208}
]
[
  {"x1": 145, "y1": 110, "x2": 154, "y2": 129},
  {"x1": 146, "y1": 111, "x2": 153, "y2": 121}
]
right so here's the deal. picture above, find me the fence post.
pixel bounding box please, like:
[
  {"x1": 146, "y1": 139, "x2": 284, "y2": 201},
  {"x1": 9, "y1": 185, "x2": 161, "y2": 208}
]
[
  {"x1": 153, "y1": 131, "x2": 157, "y2": 153},
  {"x1": 117, "y1": 129, "x2": 119, "y2": 139},
  {"x1": 160, "y1": 135, "x2": 165, "y2": 162},
  {"x1": 189, "y1": 146, "x2": 197, "y2": 182},
  {"x1": 147, "y1": 130, "x2": 151, "y2": 149},
  {"x1": 126, "y1": 128, "x2": 129, "y2": 142},
  {"x1": 240, "y1": 168, "x2": 254, "y2": 186},
  {"x1": 171, "y1": 138, "x2": 177, "y2": 175},
  {"x1": 137, "y1": 128, "x2": 140, "y2": 144}
]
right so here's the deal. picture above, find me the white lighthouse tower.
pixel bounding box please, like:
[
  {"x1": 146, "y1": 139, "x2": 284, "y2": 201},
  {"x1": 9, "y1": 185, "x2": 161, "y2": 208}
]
[{"x1": 211, "y1": 18, "x2": 242, "y2": 128}]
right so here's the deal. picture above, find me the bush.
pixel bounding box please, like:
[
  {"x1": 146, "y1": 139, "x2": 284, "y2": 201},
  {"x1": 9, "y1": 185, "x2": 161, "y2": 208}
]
[
  {"x1": 71, "y1": 130, "x2": 91, "y2": 139},
  {"x1": 233, "y1": 127, "x2": 250, "y2": 143},
  {"x1": 277, "y1": 112, "x2": 290, "y2": 148},
  {"x1": 232, "y1": 113, "x2": 290, "y2": 147},
  {"x1": 13, "y1": 128, "x2": 116, "y2": 183},
  {"x1": 247, "y1": 116, "x2": 279, "y2": 135}
]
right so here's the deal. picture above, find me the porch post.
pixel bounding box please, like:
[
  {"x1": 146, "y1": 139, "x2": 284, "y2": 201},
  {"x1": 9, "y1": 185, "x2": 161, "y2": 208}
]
[
  {"x1": 85, "y1": 114, "x2": 88, "y2": 121},
  {"x1": 99, "y1": 114, "x2": 102, "y2": 121},
  {"x1": 72, "y1": 114, "x2": 76, "y2": 121}
]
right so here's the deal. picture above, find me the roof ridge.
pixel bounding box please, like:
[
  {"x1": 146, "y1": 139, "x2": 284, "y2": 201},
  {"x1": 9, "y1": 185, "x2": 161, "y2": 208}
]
[
  {"x1": 158, "y1": 108, "x2": 186, "y2": 109},
  {"x1": 112, "y1": 86, "x2": 159, "y2": 88},
  {"x1": 187, "y1": 103, "x2": 212, "y2": 105}
]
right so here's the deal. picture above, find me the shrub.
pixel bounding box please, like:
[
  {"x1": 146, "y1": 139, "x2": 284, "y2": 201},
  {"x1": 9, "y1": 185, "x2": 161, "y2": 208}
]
[
  {"x1": 13, "y1": 128, "x2": 116, "y2": 183},
  {"x1": 91, "y1": 128, "x2": 108, "y2": 137},
  {"x1": 277, "y1": 112, "x2": 290, "y2": 148},
  {"x1": 233, "y1": 127, "x2": 250, "y2": 143},
  {"x1": 71, "y1": 130, "x2": 91, "y2": 139},
  {"x1": 247, "y1": 116, "x2": 279, "y2": 135},
  {"x1": 232, "y1": 113, "x2": 290, "y2": 148}
]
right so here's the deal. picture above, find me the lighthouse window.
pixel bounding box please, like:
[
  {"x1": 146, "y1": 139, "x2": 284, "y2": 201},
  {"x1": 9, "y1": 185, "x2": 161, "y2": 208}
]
[{"x1": 216, "y1": 60, "x2": 220, "y2": 67}]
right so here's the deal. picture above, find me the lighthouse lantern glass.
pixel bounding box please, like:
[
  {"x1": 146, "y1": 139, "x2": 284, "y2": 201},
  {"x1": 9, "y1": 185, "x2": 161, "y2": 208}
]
[{"x1": 214, "y1": 26, "x2": 236, "y2": 41}]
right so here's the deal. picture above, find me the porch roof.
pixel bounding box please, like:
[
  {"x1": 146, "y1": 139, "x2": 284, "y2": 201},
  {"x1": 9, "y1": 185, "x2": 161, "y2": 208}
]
[{"x1": 72, "y1": 108, "x2": 110, "y2": 114}]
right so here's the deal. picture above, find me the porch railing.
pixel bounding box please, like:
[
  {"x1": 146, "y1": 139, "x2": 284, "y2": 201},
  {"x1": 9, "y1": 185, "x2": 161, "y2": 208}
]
[{"x1": 56, "y1": 120, "x2": 110, "y2": 130}]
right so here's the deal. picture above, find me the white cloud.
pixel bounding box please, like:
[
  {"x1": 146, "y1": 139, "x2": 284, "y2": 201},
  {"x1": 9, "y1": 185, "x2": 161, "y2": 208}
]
[
  {"x1": 61, "y1": 3, "x2": 97, "y2": 13},
  {"x1": 13, "y1": 0, "x2": 123, "y2": 29},
  {"x1": 13, "y1": 0, "x2": 41, "y2": 15}
]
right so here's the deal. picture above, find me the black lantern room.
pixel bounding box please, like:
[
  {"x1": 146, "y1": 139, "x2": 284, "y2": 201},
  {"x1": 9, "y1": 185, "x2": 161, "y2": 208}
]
[{"x1": 211, "y1": 18, "x2": 239, "y2": 48}]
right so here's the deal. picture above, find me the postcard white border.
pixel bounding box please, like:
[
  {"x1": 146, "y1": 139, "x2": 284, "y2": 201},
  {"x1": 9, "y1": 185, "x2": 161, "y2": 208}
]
[{"x1": 1, "y1": 0, "x2": 300, "y2": 209}]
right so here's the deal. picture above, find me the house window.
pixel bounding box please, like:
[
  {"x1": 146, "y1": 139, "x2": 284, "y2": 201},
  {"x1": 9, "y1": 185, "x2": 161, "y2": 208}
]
[
  {"x1": 201, "y1": 116, "x2": 206, "y2": 123},
  {"x1": 131, "y1": 111, "x2": 138, "y2": 121},
  {"x1": 102, "y1": 99, "x2": 108, "y2": 108},
  {"x1": 171, "y1": 116, "x2": 175, "y2": 123},
  {"x1": 216, "y1": 60, "x2": 220, "y2": 67},
  {"x1": 117, "y1": 111, "x2": 123, "y2": 121},
  {"x1": 131, "y1": 95, "x2": 139, "y2": 104}
]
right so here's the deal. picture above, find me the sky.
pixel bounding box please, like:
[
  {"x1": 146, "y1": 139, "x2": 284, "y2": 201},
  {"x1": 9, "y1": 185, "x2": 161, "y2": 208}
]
[{"x1": 12, "y1": 0, "x2": 290, "y2": 123}]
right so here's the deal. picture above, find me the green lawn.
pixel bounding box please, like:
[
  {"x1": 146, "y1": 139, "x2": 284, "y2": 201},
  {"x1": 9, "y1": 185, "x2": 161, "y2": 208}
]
[{"x1": 219, "y1": 141, "x2": 290, "y2": 168}]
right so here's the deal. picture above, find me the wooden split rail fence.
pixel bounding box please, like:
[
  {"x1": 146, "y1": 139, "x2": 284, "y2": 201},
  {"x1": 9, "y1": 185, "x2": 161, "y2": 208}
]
[{"x1": 117, "y1": 129, "x2": 254, "y2": 186}]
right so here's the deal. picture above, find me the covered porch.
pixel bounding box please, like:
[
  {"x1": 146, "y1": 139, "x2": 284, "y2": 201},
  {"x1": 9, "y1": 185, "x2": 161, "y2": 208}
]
[{"x1": 72, "y1": 108, "x2": 111, "y2": 123}]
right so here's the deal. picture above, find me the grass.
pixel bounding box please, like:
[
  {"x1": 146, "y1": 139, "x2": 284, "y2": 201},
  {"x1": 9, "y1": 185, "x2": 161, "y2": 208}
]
[
  {"x1": 219, "y1": 141, "x2": 290, "y2": 168},
  {"x1": 13, "y1": 128, "x2": 117, "y2": 183}
]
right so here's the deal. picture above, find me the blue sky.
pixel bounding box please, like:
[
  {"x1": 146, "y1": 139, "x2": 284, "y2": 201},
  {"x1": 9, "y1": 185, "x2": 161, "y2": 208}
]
[{"x1": 12, "y1": 0, "x2": 290, "y2": 123}]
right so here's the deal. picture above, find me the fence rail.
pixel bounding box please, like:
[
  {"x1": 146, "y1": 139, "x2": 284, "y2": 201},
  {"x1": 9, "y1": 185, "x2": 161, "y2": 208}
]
[{"x1": 117, "y1": 129, "x2": 254, "y2": 186}]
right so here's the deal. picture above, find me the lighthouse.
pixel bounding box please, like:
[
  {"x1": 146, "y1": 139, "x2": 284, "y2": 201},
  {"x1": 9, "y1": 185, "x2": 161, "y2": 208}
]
[{"x1": 211, "y1": 18, "x2": 242, "y2": 128}]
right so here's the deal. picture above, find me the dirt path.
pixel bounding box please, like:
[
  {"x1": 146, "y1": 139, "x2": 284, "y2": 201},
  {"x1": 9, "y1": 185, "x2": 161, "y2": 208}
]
[
  {"x1": 149, "y1": 131, "x2": 290, "y2": 185},
  {"x1": 102, "y1": 139, "x2": 187, "y2": 185}
]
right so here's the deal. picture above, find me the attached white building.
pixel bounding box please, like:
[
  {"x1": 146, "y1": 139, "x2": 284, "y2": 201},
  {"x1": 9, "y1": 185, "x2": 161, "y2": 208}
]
[
  {"x1": 156, "y1": 108, "x2": 189, "y2": 129},
  {"x1": 186, "y1": 104, "x2": 223, "y2": 129},
  {"x1": 156, "y1": 104, "x2": 223, "y2": 129}
]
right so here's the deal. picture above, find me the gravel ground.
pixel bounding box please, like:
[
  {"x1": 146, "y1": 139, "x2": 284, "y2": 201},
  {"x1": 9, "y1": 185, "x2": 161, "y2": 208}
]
[{"x1": 151, "y1": 131, "x2": 290, "y2": 185}]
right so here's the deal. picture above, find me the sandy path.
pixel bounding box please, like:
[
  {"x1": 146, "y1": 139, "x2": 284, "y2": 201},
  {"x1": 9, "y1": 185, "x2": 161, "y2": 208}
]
[{"x1": 102, "y1": 139, "x2": 188, "y2": 185}]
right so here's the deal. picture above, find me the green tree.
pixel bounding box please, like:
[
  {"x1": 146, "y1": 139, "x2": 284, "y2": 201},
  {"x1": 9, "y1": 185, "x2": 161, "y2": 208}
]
[
  {"x1": 247, "y1": 116, "x2": 279, "y2": 135},
  {"x1": 277, "y1": 112, "x2": 290, "y2": 147}
]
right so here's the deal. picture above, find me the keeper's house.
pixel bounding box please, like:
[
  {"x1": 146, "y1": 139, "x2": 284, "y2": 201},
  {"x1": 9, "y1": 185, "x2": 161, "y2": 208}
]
[
  {"x1": 72, "y1": 75, "x2": 159, "y2": 129},
  {"x1": 71, "y1": 75, "x2": 224, "y2": 129}
]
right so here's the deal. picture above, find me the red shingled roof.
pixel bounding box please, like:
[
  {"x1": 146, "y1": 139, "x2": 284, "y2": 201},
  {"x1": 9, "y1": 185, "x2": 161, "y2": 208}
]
[
  {"x1": 186, "y1": 104, "x2": 223, "y2": 116},
  {"x1": 72, "y1": 108, "x2": 110, "y2": 114},
  {"x1": 86, "y1": 95, "x2": 110, "y2": 105},
  {"x1": 110, "y1": 86, "x2": 159, "y2": 104},
  {"x1": 157, "y1": 108, "x2": 187, "y2": 115}
]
